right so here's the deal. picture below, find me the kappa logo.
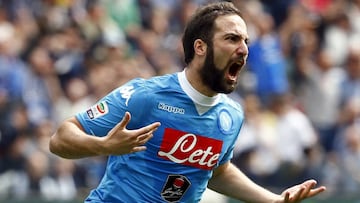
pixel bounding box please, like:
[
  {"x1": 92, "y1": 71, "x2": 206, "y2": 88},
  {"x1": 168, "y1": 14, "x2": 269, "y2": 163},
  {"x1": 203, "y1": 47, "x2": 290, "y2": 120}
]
[
  {"x1": 86, "y1": 101, "x2": 109, "y2": 119},
  {"x1": 158, "y1": 102, "x2": 185, "y2": 114},
  {"x1": 119, "y1": 85, "x2": 135, "y2": 106},
  {"x1": 161, "y1": 174, "x2": 190, "y2": 202},
  {"x1": 158, "y1": 128, "x2": 223, "y2": 170}
]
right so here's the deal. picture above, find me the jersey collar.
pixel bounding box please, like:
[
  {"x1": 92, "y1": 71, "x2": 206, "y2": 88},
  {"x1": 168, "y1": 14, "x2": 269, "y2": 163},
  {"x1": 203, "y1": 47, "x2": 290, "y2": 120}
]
[{"x1": 178, "y1": 70, "x2": 220, "y2": 115}]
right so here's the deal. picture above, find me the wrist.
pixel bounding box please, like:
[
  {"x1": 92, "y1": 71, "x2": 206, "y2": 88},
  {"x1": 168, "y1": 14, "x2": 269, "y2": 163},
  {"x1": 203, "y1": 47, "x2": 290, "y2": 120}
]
[{"x1": 272, "y1": 195, "x2": 283, "y2": 203}]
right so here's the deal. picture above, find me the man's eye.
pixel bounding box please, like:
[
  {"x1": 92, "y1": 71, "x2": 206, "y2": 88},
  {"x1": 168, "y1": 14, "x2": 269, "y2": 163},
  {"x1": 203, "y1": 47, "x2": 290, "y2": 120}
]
[{"x1": 227, "y1": 36, "x2": 238, "y2": 42}]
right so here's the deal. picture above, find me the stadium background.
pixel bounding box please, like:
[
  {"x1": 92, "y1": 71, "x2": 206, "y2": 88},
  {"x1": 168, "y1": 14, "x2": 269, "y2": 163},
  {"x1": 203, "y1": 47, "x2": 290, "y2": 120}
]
[{"x1": 0, "y1": 0, "x2": 359, "y2": 202}]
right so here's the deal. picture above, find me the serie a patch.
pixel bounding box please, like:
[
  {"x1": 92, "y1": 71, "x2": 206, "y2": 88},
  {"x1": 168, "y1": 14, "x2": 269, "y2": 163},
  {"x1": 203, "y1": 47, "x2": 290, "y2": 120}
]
[{"x1": 86, "y1": 101, "x2": 109, "y2": 119}]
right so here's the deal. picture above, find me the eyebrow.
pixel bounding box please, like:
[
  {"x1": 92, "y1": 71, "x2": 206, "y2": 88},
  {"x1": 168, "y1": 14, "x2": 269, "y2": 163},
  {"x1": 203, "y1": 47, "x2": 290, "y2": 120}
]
[{"x1": 223, "y1": 32, "x2": 250, "y2": 42}]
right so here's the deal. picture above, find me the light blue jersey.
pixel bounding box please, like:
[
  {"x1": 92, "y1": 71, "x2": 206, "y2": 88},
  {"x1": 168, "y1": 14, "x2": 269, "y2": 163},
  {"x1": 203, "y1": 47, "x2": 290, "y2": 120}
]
[{"x1": 76, "y1": 71, "x2": 244, "y2": 203}]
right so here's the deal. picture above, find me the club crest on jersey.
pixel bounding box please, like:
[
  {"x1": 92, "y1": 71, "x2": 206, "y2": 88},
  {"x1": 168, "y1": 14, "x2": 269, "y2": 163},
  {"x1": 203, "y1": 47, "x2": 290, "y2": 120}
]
[
  {"x1": 218, "y1": 109, "x2": 233, "y2": 134},
  {"x1": 161, "y1": 174, "x2": 190, "y2": 202},
  {"x1": 158, "y1": 128, "x2": 223, "y2": 170},
  {"x1": 86, "y1": 101, "x2": 109, "y2": 119}
]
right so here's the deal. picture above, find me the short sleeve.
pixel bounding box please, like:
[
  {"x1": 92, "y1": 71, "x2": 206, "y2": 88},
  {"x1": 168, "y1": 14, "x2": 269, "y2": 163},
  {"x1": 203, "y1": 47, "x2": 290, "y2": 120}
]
[{"x1": 76, "y1": 78, "x2": 149, "y2": 136}]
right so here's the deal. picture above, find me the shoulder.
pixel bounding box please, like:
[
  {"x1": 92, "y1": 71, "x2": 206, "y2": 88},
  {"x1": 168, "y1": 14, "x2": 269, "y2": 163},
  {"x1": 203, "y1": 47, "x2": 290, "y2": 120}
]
[
  {"x1": 124, "y1": 72, "x2": 179, "y2": 91},
  {"x1": 110, "y1": 72, "x2": 180, "y2": 104},
  {"x1": 220, "y1": 94, "x2": 245, "y2": 127},
  {"x1": 220, "y1": 94, "x2": 243, "y2": 112}
]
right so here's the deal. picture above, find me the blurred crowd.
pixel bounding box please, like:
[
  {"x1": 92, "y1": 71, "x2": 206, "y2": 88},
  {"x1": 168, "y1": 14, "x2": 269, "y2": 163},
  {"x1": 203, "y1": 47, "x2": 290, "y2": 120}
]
[{"x1": 0, "y1": 0, "x2": 359, "y2": 202}]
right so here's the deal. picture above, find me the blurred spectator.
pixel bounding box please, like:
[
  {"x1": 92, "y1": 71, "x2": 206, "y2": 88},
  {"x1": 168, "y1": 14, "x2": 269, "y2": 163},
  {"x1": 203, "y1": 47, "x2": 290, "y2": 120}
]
[
  {"x1": 0, "y1": 6, "x2": 30, "y2": 105},
  {"x1": 329, "y1": 48, "x2": 360, "y2": 196},
  {"x1": 0, "y1": 104, "x2": 32, "y2": 200},
  {"x1": 260, "y1": 0, "x2": 296, "y2": 28},
  {"x1": 348, "y1": 0, "x2": 360, "y2": 34},
  {"x1": 297, "y1": 48, "x2": 346, "y2": 153},
  {"x1": 323, "y1": 11, "x2": 354, "y2": 67},
  {"x1": 22, "y1": 45, "x2": 63, "y2": 126},
  {"x1": 233, "y1": 93, "x2": 281, "y2": 186},
  {"x1": 332, "y1": 120, "x2": 360, "y2": 194},
  {"x1": 86, "y1": 60, "x2": 119, "y2": 99},
  {"x1": 53, "y1": 77, "x2": 95, "y2": 124},
  {"x1": 233, "y1": 93, "x2": 320, "y2": 190},
  {"x1": 338, "y1": 48, "x2": 360, "y2": 126},
  {"x1": 278, "y1": 2, "x2": 321, "y2": 87},
  {"x1": 78, "y1": 0, "x2": 126, "y2": 50},
  {"x1": 49, "y1": 26, "x2": 87, "y2": 88},
  {"x1": 263, "y1": 93, "x2": 320, "y2": 188},
  {"x1": 245, "y1": 6, "x2": 290, "y2": 105},
  {"x1": 103, "y1": 0, "x2": 141, "y2": 50}
]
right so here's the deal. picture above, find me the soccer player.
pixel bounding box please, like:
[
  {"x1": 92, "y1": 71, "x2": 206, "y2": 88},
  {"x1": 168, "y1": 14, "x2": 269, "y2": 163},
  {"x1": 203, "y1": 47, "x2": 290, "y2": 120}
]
[{"x1": 49, "y1": 2, "x2": 326, "y2": 202}]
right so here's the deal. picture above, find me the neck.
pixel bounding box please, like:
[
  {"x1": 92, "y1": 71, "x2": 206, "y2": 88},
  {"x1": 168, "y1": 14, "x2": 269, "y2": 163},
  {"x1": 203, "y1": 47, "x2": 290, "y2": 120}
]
[{"x1": 184, "y1": 66, "x2": 217, "y2": 97}]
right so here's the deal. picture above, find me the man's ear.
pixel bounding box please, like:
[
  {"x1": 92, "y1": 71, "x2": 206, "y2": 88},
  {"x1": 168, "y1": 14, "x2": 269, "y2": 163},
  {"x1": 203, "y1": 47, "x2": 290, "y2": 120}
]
[{"x1": 194, "y1": 39, "x2": 207, "y2": 56}]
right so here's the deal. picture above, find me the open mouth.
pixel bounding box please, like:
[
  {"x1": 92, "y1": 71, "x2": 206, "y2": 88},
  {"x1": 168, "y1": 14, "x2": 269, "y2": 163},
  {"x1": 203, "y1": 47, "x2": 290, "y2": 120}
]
[{"x1": 227, "y1": 60, "x2": 244, "y2": 80}]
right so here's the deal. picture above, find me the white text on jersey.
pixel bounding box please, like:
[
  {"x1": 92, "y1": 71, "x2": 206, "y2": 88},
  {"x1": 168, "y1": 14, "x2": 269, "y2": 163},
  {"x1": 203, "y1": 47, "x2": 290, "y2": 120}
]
[{"x1": 158, "y1": 102, "x2": 185, "y2": 114}]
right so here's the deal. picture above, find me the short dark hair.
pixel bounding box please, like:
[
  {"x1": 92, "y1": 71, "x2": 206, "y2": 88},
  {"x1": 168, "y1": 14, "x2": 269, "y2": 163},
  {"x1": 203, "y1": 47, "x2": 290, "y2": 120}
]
[{"x1": 182, "y1": 2, "x2": 242, "y2": 64}]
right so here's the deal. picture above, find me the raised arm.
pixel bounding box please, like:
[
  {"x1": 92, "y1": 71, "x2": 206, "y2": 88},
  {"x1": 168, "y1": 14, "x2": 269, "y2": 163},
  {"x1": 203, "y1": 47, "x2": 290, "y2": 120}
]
[
  {"x1": 208, "y1": 162, "x2": 326, "y2": 203},
  {"x1": 49, "y1": 112, "x2": 161, "y2": 159}
]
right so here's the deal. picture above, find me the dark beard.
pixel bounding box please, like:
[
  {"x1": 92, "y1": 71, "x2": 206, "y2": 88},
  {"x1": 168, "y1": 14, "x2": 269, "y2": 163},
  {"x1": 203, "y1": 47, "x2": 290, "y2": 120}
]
[{"x1": 199, "y1": 46, "x2": 235, "y2": 94}]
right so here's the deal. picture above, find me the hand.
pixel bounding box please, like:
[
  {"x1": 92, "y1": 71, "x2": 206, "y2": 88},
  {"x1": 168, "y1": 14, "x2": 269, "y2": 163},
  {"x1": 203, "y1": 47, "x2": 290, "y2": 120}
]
[
  {"x1": 277, "y1": 179, "x2": 326, "y2": 203},
  {"x1": 100, "y1": 112, "x2": 161, "y2": 155}
]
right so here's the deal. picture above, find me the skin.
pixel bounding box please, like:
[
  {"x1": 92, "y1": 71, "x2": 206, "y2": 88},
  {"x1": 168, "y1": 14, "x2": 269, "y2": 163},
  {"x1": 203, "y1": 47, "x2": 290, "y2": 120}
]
[
  {"x1": 49, "y1": 112, "x2": 160, "y2": 159},
  {"x1": 49, "y1": 13, "x2": 326, "y2": 203}
]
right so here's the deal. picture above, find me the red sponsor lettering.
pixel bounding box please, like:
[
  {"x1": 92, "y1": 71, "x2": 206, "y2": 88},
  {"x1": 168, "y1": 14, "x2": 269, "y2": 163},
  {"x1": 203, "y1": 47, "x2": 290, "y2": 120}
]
[{"x1": 158, "y1": 128, "x2": 223, "y2": 170}]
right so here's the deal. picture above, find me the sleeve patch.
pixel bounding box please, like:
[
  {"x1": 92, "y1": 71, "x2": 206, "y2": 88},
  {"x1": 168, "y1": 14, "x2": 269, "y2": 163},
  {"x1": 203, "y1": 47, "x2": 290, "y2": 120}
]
[{"x1": 87, "y1": 101, "x2": 109, "y2": 119}]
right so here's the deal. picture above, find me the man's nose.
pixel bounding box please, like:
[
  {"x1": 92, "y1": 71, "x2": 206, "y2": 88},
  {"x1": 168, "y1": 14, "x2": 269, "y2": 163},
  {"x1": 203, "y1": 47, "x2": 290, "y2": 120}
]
[{"x1": 236, "y1": 41, "x2": 248, "y2": 56}]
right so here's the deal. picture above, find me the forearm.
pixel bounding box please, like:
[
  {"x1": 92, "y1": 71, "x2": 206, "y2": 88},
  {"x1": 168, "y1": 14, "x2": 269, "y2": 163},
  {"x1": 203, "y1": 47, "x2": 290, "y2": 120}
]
[
  {"x1": 208, "y1": 163, "x2": 281, "y2": 203},
  {"x1": 49, "y1": 118, "x2": 106, "y2": 159}
]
